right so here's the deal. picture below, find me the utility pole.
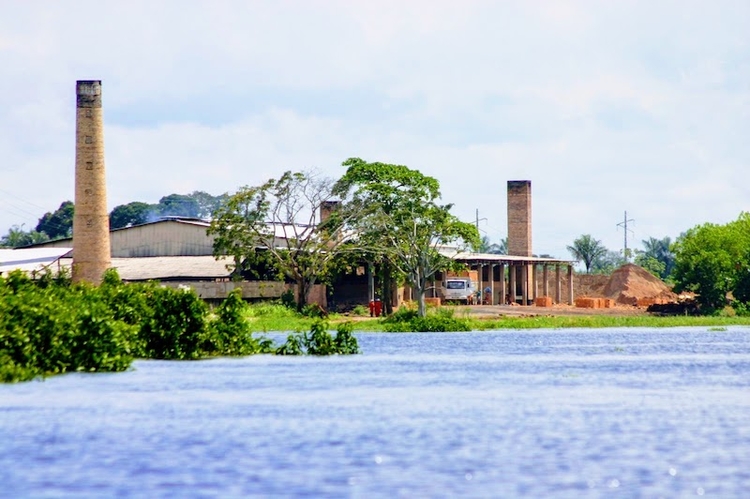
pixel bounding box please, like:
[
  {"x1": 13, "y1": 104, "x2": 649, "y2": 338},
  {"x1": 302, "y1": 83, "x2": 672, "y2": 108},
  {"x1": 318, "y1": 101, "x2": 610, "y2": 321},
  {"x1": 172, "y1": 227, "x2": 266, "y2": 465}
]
[
  {"x1": 617, "y1": 211, "x2": 635, "y2": 262},
  {"x1": 475, "y1": 208, "x2": 487, "y2": 232},
  {"x1": 475, "y1": 209, "x2": 487, "y2": 251}
]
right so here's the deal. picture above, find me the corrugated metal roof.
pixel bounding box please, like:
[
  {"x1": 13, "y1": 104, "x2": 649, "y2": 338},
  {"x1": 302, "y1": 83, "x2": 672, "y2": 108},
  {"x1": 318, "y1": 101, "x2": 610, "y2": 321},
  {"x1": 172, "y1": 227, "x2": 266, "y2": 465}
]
[
  {"x1": 0, "y1": 247, "x2": 72, "y2": 274},
  {"x1": 442, "y1": 249, "x2": 575, "y2": 265},
  {"x1": 109, "y1": 255, "x2": 234, "y2": 280}
]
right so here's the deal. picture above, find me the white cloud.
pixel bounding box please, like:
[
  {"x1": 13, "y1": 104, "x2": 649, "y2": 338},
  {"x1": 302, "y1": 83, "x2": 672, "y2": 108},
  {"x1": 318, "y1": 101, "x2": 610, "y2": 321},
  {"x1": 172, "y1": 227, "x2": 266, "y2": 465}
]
[{"x1": 0, "y1": 0, "x2": 748, "y2": 260}]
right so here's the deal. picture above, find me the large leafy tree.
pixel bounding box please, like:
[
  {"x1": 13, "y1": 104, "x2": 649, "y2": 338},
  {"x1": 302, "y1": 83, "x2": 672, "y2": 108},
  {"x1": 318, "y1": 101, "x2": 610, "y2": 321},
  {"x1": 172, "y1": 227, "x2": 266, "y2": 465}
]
[
  {"x1": 672, "y1": 213, "x2": 750, "y2": 311},
  {"x1": 109, "y1": 201, "x2": 153, "y2": 229},
  {"x1": 335, "y1": 158, "x2": 479, "y2": 318},
  {"x1": 157, "y1": 194, "x2": 200, "y2": 218},
  {"x1": 567, "y1": 234, "x2": 608, "y2": 273},
  {"x1": 35, "y1": 201, "x2": 74, "y2": 239},
  {"x1": 109, "y1": 191, "x2": 227, "y2": 229},
  {"x1": 208, "y1": 170, "x2": 360, "y2": 310},
  {"x1": 186, "y1": 190, "x2": 228, "y2": 219}
]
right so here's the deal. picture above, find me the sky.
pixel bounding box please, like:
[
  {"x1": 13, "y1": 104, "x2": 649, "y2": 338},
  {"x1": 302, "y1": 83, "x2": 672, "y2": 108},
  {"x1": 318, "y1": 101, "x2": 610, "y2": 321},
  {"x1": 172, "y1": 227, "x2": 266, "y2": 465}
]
[{"x1": 1, "y1": 0, "x2": 748, "y2": 259}]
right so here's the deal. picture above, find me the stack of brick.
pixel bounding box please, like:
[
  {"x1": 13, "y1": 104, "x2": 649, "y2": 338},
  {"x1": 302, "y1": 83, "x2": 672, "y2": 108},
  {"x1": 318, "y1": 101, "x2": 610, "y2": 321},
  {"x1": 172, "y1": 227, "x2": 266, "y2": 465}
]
[
  {"x1": 575, "y1": 297, "x2": 601, "y2": 309},
  {"x1": 534, "y1": 296, "x2": 553, "y2": 307}
]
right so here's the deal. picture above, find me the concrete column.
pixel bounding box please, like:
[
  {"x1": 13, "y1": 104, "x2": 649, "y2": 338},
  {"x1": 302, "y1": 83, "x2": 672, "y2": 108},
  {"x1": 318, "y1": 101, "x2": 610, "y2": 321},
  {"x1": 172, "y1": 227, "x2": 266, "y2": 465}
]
[
  {"x1": 543, "y1": 264, "x2": 549, "y2": 297},
  {"x1": 499, "y1": 263, "x2": 506, "y2": 304},
  {"x1": 368, "y1": 263, "x2": 374, "y2": 302},
  {"x1": 478, "y1": 264, "x2": 484, "y2": 305},
  {"x1": 521, "y1": 263, "x2": 529, "y2": 305},
  {"x1": 555, "y1": 265, "x2": 562, "y2": 303},
  {"x1": 509, "y1": 264, "x2": 517, "y2": 304},
  {"x1": 490, "y1": 264, "x2": 496, "y2": 305},
  {"x1": 532, "y1": 264, "x2": 538, "y2": 300},
  {"x1": 567, "y1": 264, "x2": 574, "y2": 305}
]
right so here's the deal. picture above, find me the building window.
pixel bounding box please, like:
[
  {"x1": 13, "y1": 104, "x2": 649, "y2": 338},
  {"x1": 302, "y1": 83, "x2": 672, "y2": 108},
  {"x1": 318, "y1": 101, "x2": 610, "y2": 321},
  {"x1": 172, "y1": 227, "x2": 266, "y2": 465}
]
[
  {"x1": 85, "y1": 136, "x2": 92, "y2": 144},
  {"x1": 85, "y1": 161, "x2": 94, "y2": 170},
  {"x1": 85, "y1": 109, "x2": 92, "y2": 118}
]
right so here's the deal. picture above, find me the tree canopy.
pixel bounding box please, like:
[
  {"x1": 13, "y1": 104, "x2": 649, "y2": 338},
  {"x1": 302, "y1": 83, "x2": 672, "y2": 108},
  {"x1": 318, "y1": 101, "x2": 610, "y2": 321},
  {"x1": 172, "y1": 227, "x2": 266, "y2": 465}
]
[
  {"x1": 209, "y1": 170, "x2": 361, "y2": 310},
  {"x1": 335, "y1": 158, "x2": 479, "y2": 317},
  {"x1": 567, "y1": 234, "x2": 608, "y2": 273},
  {"x1": 0, "y1": 225, "x2": 49, "y2": 248},
  {"x1": 635, "y1": 236, "x2": 675, "y2": 280},
  {"x1": 479, "y1": 236, "x2": 507, "y2": 254},
  {"x1": 672, "y1": 213, "x2": 750, "y2": 311},
  {"x1": 35, "y1": 201, "x2": 74, "y2": 239}
]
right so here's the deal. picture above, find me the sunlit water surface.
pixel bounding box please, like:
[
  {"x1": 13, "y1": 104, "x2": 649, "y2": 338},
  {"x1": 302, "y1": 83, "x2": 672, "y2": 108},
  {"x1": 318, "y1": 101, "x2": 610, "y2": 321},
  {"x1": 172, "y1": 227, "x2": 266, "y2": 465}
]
[{"x1": 1, "y1": 327, "x2": 749, "y2": 498}]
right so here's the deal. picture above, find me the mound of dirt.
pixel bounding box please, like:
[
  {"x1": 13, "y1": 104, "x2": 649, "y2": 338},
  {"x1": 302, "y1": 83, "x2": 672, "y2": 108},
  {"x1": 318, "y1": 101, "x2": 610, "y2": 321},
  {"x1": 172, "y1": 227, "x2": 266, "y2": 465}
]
[{"x1": 603, "y1": 264, "x2": 676, "y2": 306}]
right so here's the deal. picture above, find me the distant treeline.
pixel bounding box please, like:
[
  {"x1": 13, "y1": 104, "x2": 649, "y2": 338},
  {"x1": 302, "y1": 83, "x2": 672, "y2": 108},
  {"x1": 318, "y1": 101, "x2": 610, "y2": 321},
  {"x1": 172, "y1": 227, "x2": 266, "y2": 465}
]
[{"x1": 1, "y1": 191, "x2": 227, "y2": 247}]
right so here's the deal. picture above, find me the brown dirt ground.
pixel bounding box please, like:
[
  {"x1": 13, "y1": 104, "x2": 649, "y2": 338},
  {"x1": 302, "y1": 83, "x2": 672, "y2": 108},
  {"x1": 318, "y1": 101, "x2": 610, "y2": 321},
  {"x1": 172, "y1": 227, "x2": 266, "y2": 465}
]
[{"x1": 455, "y1": 303, "x2": 650, "y2": 318}]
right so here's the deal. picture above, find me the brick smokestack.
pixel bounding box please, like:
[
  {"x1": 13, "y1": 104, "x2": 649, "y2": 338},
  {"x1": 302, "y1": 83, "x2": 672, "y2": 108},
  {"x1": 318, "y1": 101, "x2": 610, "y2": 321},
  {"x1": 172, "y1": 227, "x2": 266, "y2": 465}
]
[
  {"x1": 319, "y1": 200, "x2": 339, "y2": 225},
  {"x1": 72, "y1": 80, "x2": 111, "y2": 284},
  {"x1": 507, "y1": 180, "x2": 532, "y2": 256}
]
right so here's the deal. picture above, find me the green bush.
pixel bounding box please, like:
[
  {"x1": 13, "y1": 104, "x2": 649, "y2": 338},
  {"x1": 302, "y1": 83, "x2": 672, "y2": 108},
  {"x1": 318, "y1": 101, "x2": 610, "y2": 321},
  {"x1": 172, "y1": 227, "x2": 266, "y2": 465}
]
[
  {"x1": 1, "y1": 271, "x2": 361, "y2": 383},
  {"x1": 204, "y1": 288, "x2": 273, "y2": 355},
  {"x1": 280, "y1": 289, "x2": 296, "y2": 310},
  {"x1": 0, "y1": 271, "x2": 135, "y2": 381},
  {"x1": 138, "y1": 285, "x2": 208, "y2": 360},
  {"x1": 382, "y1": 307, "x2": 471, "y2": 332},
  {"x1": 275, "y1": 320, "x2": 360, "y2": 355},
  {"x1": 350, "y1": 304, "x2": 369, "y2": 316}
]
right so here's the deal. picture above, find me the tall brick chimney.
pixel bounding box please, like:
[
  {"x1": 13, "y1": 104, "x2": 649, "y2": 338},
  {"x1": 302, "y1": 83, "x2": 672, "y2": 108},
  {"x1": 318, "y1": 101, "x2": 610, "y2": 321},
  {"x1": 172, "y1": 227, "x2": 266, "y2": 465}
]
[
  {"x1": 72, "y1": 80, "x2": 111, "y2": 284},
  {"x1": 319, "y1": 200, "x2": 339, "y2": 225},
  {"x1": 507, "y1": 180, "x2": 532, "y2": 257}
]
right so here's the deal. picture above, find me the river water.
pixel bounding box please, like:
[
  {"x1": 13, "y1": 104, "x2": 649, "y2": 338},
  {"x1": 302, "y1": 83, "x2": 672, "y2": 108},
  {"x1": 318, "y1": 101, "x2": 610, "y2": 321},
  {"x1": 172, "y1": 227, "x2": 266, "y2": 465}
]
[{"x1": 1, "y1": 327, "x2": 749, "y2": 498}]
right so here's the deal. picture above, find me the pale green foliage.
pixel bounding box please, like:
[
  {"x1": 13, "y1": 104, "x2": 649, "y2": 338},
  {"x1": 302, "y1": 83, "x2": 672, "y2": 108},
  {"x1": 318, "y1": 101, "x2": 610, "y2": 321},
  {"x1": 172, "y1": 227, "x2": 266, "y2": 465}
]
[
  {"x1": 209, "y1": 170, "x2": 360, "y2": 309},
  {"x1": 1, "y1": 224, "x2": 49, "y2": 248}
]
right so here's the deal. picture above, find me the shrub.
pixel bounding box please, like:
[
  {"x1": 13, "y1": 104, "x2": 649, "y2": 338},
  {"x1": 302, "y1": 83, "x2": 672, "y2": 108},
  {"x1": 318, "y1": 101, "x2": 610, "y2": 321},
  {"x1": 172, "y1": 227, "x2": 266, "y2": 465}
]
[
  {"x1": 280, "y1": 289, "x2": 296, "y2": 310},
  {"x1": 138, "y1": 285, "x2": 208, "y2": 360},
  {"x1": 382, "y1": 307, "x2": 471, "y2": 332},
  {"x1": 351, "y1": 304, "x2": 369, "y2": 316},
  {"x1": 204, "y1": 288, "x2": 273, "y2": 355},
  {"x1": 275, "y1": 320, "x2": 360, "y2": 355}
]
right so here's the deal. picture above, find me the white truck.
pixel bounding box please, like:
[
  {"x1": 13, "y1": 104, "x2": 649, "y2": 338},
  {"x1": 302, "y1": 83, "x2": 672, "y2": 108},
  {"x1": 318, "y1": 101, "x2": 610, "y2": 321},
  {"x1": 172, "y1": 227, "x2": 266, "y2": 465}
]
[{"x1": 441, "y1": 276, "x2": 477, "y2": 304}]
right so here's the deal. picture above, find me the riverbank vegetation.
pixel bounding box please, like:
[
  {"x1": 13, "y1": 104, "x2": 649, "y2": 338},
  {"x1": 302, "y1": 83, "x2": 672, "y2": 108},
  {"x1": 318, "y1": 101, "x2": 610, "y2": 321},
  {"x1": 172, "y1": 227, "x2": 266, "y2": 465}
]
[
  {"x1": 243, "y1": 301, "x2": 750, "y2": 333},
  {"x1": 0, "y1": 270, "x2": 359, "y2": 383}
]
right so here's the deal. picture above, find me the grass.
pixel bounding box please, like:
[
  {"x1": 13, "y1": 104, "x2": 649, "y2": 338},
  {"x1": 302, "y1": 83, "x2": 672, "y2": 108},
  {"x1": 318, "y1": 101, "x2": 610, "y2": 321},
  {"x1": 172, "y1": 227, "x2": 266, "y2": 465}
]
[{"x1": 244, "y1": 302, "x2": 750, "y2": 332}]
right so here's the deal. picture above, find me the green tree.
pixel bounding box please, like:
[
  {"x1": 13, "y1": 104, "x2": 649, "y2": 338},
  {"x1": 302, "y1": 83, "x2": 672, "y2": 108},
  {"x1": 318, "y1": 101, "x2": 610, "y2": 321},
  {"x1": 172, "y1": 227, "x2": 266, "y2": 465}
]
[
  {"x1": 35, "y1": 201, "x2": 74, "y2": 239},
  {"x1": 335, "y1": 158, "x2": 479, "y2": 318},
  {"x1": 157, "y1": 194, "x2": 200, "y2": 218},
  {"x1": 109, "y1": 201, "x2": 153, "y2": 229},
  {"x1": 186, "y1": 190, "x2": 228, "y2": 219},
  {"x1": 567, "y1": 234, "x2": 608, "y2": 273},
  {"x1": 0, "y1": 225, "x2": 49, "y2": 248},
  {"x1": 672, "y1": 213, "x2": 750, "y2": 311},
  {"x1": 635, "y1": 236, "x2": 675, "y2": 280},
  {"x1": 208, "y1": 170, "x2": 361, "y2": 310},
  {"x1": 591, "y1": 249, "x2": 626, "y2": 275},
  {"x1": 478, "y1": 236, "x2": 507, "y2": 254}
]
